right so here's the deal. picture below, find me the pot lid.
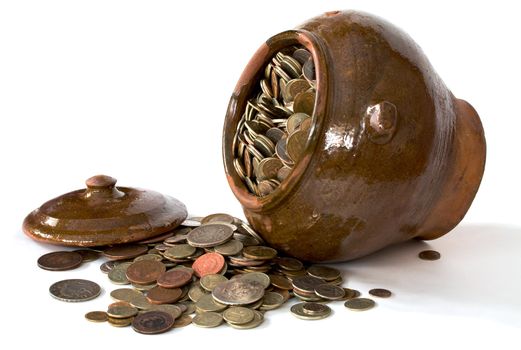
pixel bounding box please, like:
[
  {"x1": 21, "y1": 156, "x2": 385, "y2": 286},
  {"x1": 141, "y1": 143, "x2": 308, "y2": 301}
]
[{"x1": 23, "y1": 175, "x2": 188, "y2": 247}]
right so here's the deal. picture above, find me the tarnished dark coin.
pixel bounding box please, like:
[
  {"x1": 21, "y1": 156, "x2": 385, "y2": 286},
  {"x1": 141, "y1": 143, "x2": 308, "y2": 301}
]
[
  {"x1": 344, "y1": 297, "x2": 376, "y2": 311},
  {"x1": 146, "y1": 286, "x2": 183, "y2": 304},
  {"x1": 292, "y1": 275, "x2": 325, "y2": 294},
  {"x1": 37, "y1": 251, "x2": 83, "y2": 271},
  {"x1": 419, "y1": 250, "x2": 441, "y2": 261},
  {"x1": 100, "y1": 260, "x2": 120, "y2": 273},
  {"x1": 187, "y1": 224, "x2": 234, "y2": 248},
  {"x1": 342, "y1": 288, "x2": 361, "y2": 300},
  {"x1": 156, "y1": 269, "x2": 193, "y2": 288},
  {"x1": 291, "y1": 302, "x2": 331, "y2": 320},
  {"x1": 269, "y1": 274, "x2": 292, "y2": 290},
  {"x1": 125, "y1": 260, "x2": 165, "y2": 285},
  {"x1": 369, "y1": 288, "x2": 392, "y2": 298},
  {"x1": 85, "y1": 311, "x2": 108, "y2": 322},
  {"x1": 286, "y1": 129, "x2": 308, "y2": 163},
  {"x1": 307, "y1": 265, "x2": 341, "y2": 281},
  {"x1": 192, "y1": 311, "x2": 223, "y2": 328},
  {"x1": 49, "y1": 279, "x2": 101, "y2": 302},
  {"x1": 314, "y1": 284, "x2": 346, "y2": 300},
  {"x1": 131, "y1": 311, "x2": 174, "y2": 335},
  {"x1": 293, "y1": 90, "x2": 315, "y2": 116},
  {"x1": 212, "y1": 279, "x2": 265, "y2": 306},
  {"x1": 73, "y1": 249, "x2": 101, "y2": 263},
  {"x1": 103, "y1": 244, "x2": 148, "y2": 261},
  {"x1": 276, "y1": 257, "x2": 304, "y2": 271}
]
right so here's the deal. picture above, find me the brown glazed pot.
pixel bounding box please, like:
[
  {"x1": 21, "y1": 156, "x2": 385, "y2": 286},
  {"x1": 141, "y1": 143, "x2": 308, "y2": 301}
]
[
  {"x1": 23, "y1": 175, "x2": 187, "y2": 247},
  {"x1": 222, "y1": 10, "x2": 486, "y2": 262}
]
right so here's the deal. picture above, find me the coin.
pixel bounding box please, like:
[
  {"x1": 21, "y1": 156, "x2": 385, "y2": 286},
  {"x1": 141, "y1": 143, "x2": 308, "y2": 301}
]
[
  {"x1": 242, "y1": 246, "x2": 277, "y2": 260},
  {"x1": 227, "y1": 310, "x2": 264, "y2": 329},
  {"x1": 108, "y1": 262, "x2": 132, "y2": 284},
  {"x1": 108, "y1": 316, "x2": 133, "y2": 327},
  {"x1": 256, "y1": 157, "x2": 283, "y2": 181},
  {"x1": 73, "y1": 249, "x2": 101, "y2": 263},
  {"x1": 201, "y1": 213, "x2": 235, "y2": 225},
  {"x1": 195, "y1": 293, "x2": 227, "y2": 313},
  {"x1": 342, "y1": 288, "x2": 361, "y2": 300},
  {"x1": 125, "y1": 260, "x2": 166, "y2": 285},
  {"x1": 148, "y1": 304, "x2": 182, "y2": 320},
  {"x1": 49, "y1": 279, "x2": 101, "y2": 302},
  {"x1": 100, "y1": 260, "x2": 120, "y2": 273},
  {"x1": 214, "y1": 239, "x2": 243, "y2": 256},
  {"x1": 188, "y1": 283, "x2": 207, "y2": 302},
  {"x1": 260, "y1": 291, "x2": 284, "y2": 310},
  {"x1": 103, "y1": 244, "x2": 148, "y2": 260},
  {"x1": 146, "y1": 286, "x2": 183, "y2": 304},
  {"x1": 187, "y1": 224, "x2": 234, "y2": 248},
  {"x1": 291, "y1": 302, "x2": 331, "y2": 320},
  {"x1": 131, "y1": 311, "x2": 174, "y2": 335},
  {"x1": 156, "y1": 269, "x2": 193, "y2": 288},
  {"x1": 172, "y1": 314, "x2": 192, "y2": 328},
  {"x1": 419, "y1": 250, "x2": 441, "y2": 261},
  {"x1": 268, "y1": 274, "x2": 292, "y2": 290},
  {"x1": 192, "y1": 312, "x2": 223, "y2": 328},
  {"x1": 369, "y1": 288, "x2": 392, "y2": 298},
  {"x1": 233, "y1": 272, "x2": 271, "y2": 289},
  {"x1": 107, "y1": 302, "x2": 138, "y2": 319},
  {"x1": 163, "y1": 244, "x2": 196, "y2": 259},
  {"x1": 129, "y1": 293, "x2": 153, "y2": 310},
  {"x1": 85, "y1": 311, "x2": 108, "y2": 323},
  {"x1": 307, "y1": 265, "x2": 341, "y2": 281},
  {"x1": 292, "y1": 275, "x2": 325, "y2": 294},
  {"x1": 192, "y1": 252, "x2": 225, "y2": 278},
  {"x1": 344, "y1": 297, "x2": 376, "y2": 311},
  {"x1": 276, "y1": 257, "x2": 304, "y2": 271},
  {"x1": 286, "y1": 129, "x2": 308, "y2": 163},
  {"x1": 314, "y1": 284, "x2": 346, "y2": 300},
  {"x1": 200, "y1": 274, "x2": 228, "y2": 292},
  {"x1": 293, "y1": 90, "x2": 315, "y2": 116},
  {"x1": 37, "y1": 251, "x2": 83, "y2": 271},
  {"x1": 110, "y1": 288, "x2": 141, "y2": 302},
  {"x1": 212, "y1": 279, "x2": 265, "y2": 305},
  {"x1": 222, "y1": 306, "x2": 255, "y2": 325}
]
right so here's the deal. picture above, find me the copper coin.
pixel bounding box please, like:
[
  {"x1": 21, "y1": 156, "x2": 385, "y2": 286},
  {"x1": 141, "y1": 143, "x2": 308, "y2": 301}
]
[
  {"x1": 49, "y1": 279, "x2": 101, "y2": 302},
  {"x1": 192, "y1": 252, "x2": 225, "y2": 278},
  {"x1": 419, "y1": 250, "x2": 441, "y2": 261},
  {"x1": 369, "y1": 288, "x2": 392, "y2": 298},
  {"x1": 146, "y1": 286, "x2": 183, "y2": 304},
  {"x1": 103, "y1": 244, "x2": 148, "y2": 260},
  {"x1": 37, "y1": 251, "x2": 83, "y2": 271},
  {"x1": 125, "y1": 260, "x2": 166, "y2": 285},
  {"x1": 73, "y1": 249, "x2": 101, "y2": 263},
  {"x1": 156, "y1": 269, "x2": 193, "y2": 288},
  {"x1": 85, "y1": 311, "x2": 108, "y2": 322},
  {"x1": 275, "y1": 257, "x2": 304, "y2": 271},
  {"x1": 132, "y1": 311, "x2": 174, "y2": 334}
]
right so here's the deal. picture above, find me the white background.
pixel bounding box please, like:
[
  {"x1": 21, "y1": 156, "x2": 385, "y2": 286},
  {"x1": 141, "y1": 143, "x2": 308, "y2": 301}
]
[{"x1": 1, "y1": 0, "x2": 520, "y2": 349}]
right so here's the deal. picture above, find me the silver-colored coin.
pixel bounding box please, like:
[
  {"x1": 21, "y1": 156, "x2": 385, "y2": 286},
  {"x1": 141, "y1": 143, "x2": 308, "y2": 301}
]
[
  {"x1": 187, "y1": 224, "x2": 234, "y2": 248},
  {"x1": 49, "y1": 279, "x2": 101, "y2": 302}
]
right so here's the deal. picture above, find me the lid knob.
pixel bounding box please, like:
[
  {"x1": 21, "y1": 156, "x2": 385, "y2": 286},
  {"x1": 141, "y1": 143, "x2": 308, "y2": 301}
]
[{"x1": 84, "y1": 175, "x2": 124, "y2": 199}]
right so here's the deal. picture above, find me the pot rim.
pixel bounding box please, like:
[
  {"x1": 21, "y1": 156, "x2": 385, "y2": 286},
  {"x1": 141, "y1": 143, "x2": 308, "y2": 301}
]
[{"x1": 222, "y1": 29, "x2": 330, "y2": 212}]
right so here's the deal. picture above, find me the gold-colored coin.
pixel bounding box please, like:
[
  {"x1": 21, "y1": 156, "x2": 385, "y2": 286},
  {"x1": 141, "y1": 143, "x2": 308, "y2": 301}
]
[
  {"x1": 227, "y1": 310, "x2": 264, "y2": 329},
  {"x1": 188, "y1": 283, "x2": 208, "y2": 302},
  {"x1": 344, "y1": 297, "x2": 376, "y2": 311},
  {"x1": 259, "y1": 291, "x2": 284, "y2": 311},
  {"x1": 195, "y1": 293, "x2": 227, "y2": 313},
  {"x1": 214, "y1": 240, "x2": 243, "y2": 256},
  {"x1": 242, "y1": 246, "x2": 277, "y2": 260},
  {"x1": 110, "y1": 288, "x2": 141, "y2": 302},
  {"x1": 222, "y1": 306, "x2": 255, "y2": 325},
  {"x1": 108, "y1": 316, "x2": 133, "y2": 327},
  {"x1": 291, "y1": 302, "x2": 331, "y2": 320},
  {"x1": 107, "y1": 303, "x2": 138, "y2": 319},
  {"x1": 172, "y1": 314, "x2": 192, "y2": 328},
  {"x1": 200, "y1": 274, "x2": 228, "y2": 292},
  {"x1": 192, "y1": 312, "x2": 223, "y2": 328}
]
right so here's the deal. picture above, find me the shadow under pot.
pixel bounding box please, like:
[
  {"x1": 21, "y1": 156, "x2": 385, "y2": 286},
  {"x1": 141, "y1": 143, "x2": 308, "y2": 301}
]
[{"x1": 222, "y1": 10, "x2": 486, "y2": 263}]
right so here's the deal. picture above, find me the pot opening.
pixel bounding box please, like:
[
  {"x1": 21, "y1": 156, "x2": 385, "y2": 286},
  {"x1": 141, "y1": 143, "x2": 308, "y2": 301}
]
[{"x1": 223, "y1": 30, "x2": 328, "y2": 211}]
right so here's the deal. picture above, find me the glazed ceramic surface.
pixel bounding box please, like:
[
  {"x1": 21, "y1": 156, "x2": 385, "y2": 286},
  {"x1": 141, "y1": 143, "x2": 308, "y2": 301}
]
[
  {"x1": 223, "y1": 10, "x2": 486, "y2": 262},
  {"x1": 23, "y1": 175, "x2": 187, "y2": 247}
]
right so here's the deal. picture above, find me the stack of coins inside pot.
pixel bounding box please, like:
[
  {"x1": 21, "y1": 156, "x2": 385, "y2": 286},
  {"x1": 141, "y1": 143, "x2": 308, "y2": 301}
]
[{"x1": 232, "y1": 46, "x2": 316, "y2": 196}]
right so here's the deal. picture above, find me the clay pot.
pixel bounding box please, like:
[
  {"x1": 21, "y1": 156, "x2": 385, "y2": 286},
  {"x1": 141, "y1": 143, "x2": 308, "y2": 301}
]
[
  {"x1": 23, "y1": 175, "x2": 187, "y2": 247},
  {"x1": 222, "y1": 10, "x2": 486, "y2": 262}
]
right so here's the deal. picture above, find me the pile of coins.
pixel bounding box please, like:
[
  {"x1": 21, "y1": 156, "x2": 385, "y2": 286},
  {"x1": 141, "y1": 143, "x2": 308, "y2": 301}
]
[
  {"x1": 232, "y1": 46, "x2": 317, "y2": 196},
  {"x1": 39, "y1": 213, "x2": 441, "y2": 334}
]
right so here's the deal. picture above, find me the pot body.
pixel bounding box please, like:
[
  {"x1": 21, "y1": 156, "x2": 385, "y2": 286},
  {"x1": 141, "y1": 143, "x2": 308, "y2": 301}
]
[{"x1": 223, "y1": 11, "x2": 486, "y2": 262}]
